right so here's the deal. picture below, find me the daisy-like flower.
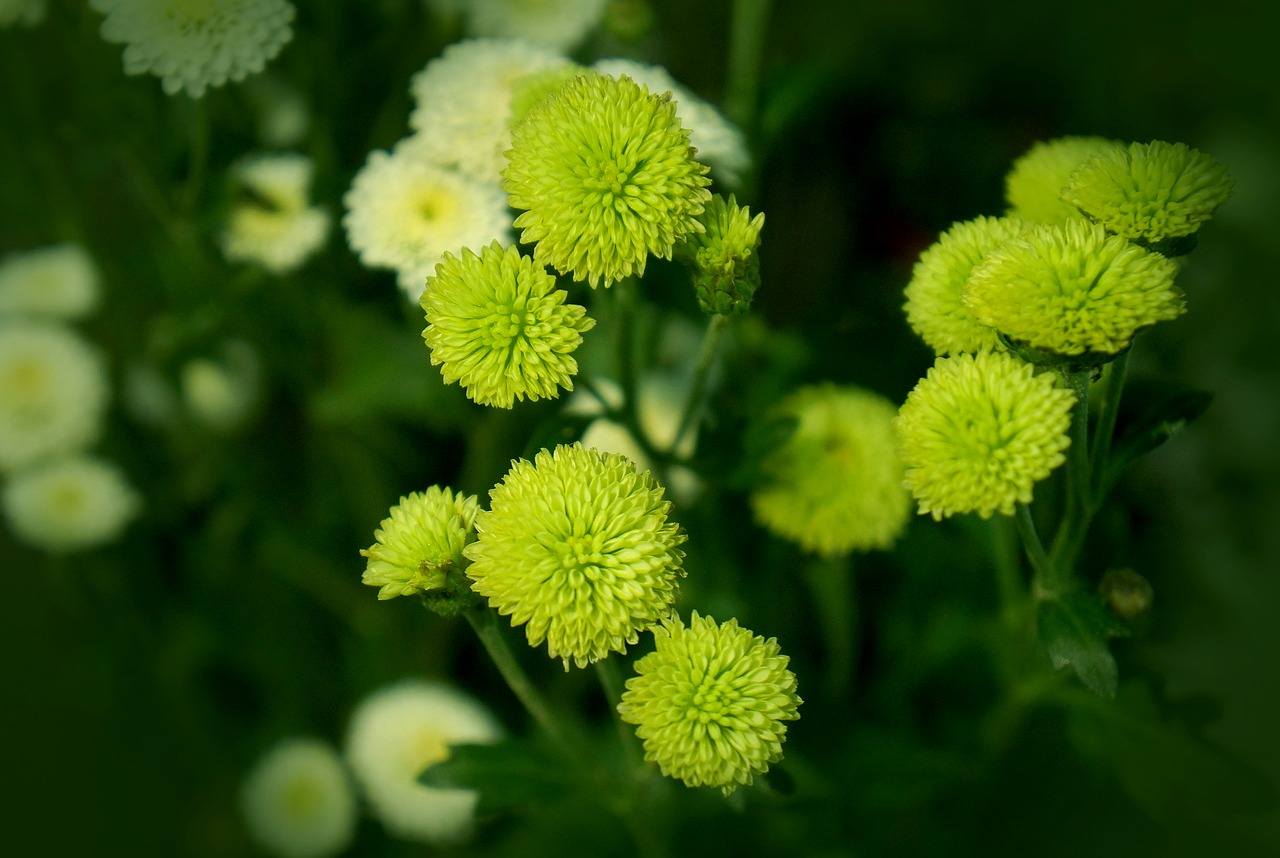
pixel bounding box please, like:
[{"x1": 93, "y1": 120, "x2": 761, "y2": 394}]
[
  {"x1": 220, "y1": 152, "x2": 330, "y2": 276},
  {"x1": 894, "y1": 351, "x2": 1075, "y2": 520},
  {"x1": 465, "y1": 443, "x2": 686, "y2": 669},
  {"x1": 239, "y1": 738, "x2": 357, "y2": 858},
  {"x1": 751, "y1": 384, "x2": 910, "y2": 556},
  {"x1": 343, "y1": 137, "x2": 513, "y2": 301},
  {"x1": 2, "y1": 454, "x2": 140, "y2": 552},
  {"x1": 593, "y1": 58, "x2": 750, "y2": 188},
  {"x1": 1062, "y1": 140, "x2": 1235, "y2": 247},
  {"x1": 0, "y1": 0, "x2": 45, "y2": 27},
  {"x1": 903, "y1": 216, "x2": 1029, "y2": 356},
  {"x1": 1004, "y1": 136, "x2": 1122, "y2": 225},
  {"x1": 421, "y1": 242, "x2": 595, "y2": 409},
  {"x1": 504, "y1": 72, "x2": 712, "y2": 288},
  {"x1": 962, "y1": 219, "x2": 1184, "y2": 356},
  {"x1": 464, "y1": 0, "x2": 608, "y2": 52},
  {"x1": 0, "y1": 322, "x2": 108, "y2": 474},
  {"x1": 677, "y1": 193, "x2": 765, "y2": 315},
  {"x1": 408, "y1": 38, "x2": 569, "y2": 184},
  {"x1": 345, "y1": 680, "x2": 503, "y2": 845},
  {"x1": 90, "y1": 0, "x2": 295, "y2": 98},
  {"x1": 360, "y1": 487, "x2": 481, "y2": 603},
  {"x1": 0, "y1": 243, "x2": 100, "y2": 319},
  {"x1": 618, "y1": 612, "x2": 801, "y2": 794}
]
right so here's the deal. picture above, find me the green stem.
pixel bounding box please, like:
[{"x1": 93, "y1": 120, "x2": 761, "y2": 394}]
[
  {"x1": 1015, "y1": 503, "x2": 1054, "y2": 596},
  {"x1": 179, "y1": 96, "x2": 210, "y2": 216},
  {"x1": 803, "y1": 555, "x2": 857, "y2": 699},
  {"x1": 1090, "y1": 348, "x2": 1130, "y2": 498},
  {"x1": 725, "y1": 0, "x2": 772, "y2": 129},
  {"x1": 1049, "y1": 369, "x2": 1093, "y2": 574},
  {"x1": 670, "y1": 314, "x2": 730, "y2": 457},
  {"x1": 991, "y1": 515, "x2": 1025, "y2": 629}
]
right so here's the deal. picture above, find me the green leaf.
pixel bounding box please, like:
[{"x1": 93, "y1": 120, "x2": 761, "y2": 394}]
[
  {"x1": 1037, "y1": 594, "x2": 1129, "y2": 698},
  {"x1": 1106, "y1": 385, "x2": 1212, "y2": 486},
  {"x1": 417, "y1": 740, "x2": 574, "y2": 814}
]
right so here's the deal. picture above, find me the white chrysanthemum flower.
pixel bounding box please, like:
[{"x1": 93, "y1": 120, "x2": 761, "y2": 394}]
[
  {"x1": 2, "y1": 455, "x2": 140, "y2": 552},
  {"x1": 407, "y1": 38, "x2": 568, "y2": 183},
  {"x1": 0, "y1": 243, "x2": 100, "y2": 319},
  {"x1": 593, "y1": 58, "x2": 750, "y2": 187},
  {"x1": 0, "y1": 0, "x2": 45, "y2": 28},
  {"x1": 345, "y1": 680, "x2": 503, "y2": 845},
  {"x1": 343, "y1": 137, "x2": 513, "y2": 301},
  {"x1": 90, "y1": 0, "x2": 295, "y2": 98},
  {"x1": 240, "y1": 738, "x2": 357, "y2": 858},
  {"x1": 220, "y1": 152, "x2": 330, "y2": 275},
  {"x1": 181, "y1": 340, "x2": 259, "y2": 431},
  {"x1": 464, "y1": 0, "x2": 607, "y2": 52},
  {"x1": 0, "y1": 322, "x2": 109, "y2": 474}
]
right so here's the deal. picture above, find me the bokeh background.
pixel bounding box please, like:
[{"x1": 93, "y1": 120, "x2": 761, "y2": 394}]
[{"x1": 2, "y1": 1, "x2": 1277, "y2": 855}]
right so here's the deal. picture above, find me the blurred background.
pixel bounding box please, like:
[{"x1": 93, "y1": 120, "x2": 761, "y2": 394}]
[{"x1": 1, "y1": 0, "x2": 1277, "y2": 855}]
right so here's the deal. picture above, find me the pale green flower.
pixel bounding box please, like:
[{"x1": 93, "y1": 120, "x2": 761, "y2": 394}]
[
  {"x1": 360, "y1": 487, "x2": 480, "y2": 604},
  {"x1": 220, "y1": 152, "x2": 330, "y2": 276},
  {"x1": 0, "y1": 243, "x2": 100, "y2": 319},
  {"x1": 464, "y1": 443, "x2": 686, "y2": 669},
  {"x1": 618, "y1": 612, "x2": 801, "y2": 794},
  {"x1": 503, "y1": 72, "x2": 711, "y2": 288},
  {"x1": 240, "y1": 738, "x2": 357, "y2": 858},
  {"x1": 677, "y1": 194, "x2": 765, "y2": 315},
  {"x1": 1005, "y1": 136, "x2": 1122, "y2": 225},
  {"x1": 894, "y1": 351, "x2": 1075, "y2": 520},
  {"x1": 421, "y1": 242, "x2": 595, "y2": 409},
  {"x1": 962, "y1": 219, "x2": 1183, "y2": 356},
  {"x1": 2, "y1": 454, "x2": 140, "y2": 552},
  {"x1": 751, "y1": 384, "x2": 910, "y2": 556},
  {"x1": 1061, "y1": 140, "x2": 1234, "y2": 247},
  {"x1": 903, "y1": 216, "x2": 1029, "y2": 356}
]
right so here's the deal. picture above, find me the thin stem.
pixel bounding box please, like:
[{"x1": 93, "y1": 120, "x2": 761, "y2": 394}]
[
  {"x1": 991, "y1": 515, "x2": 1025, "y2": 629},
  {"x1": 179, "y1": 96, "x2": 210, "y2": 215},
  {"x1": 1050, "y1": 369, "x2": 1092, "y2": 573},
  {"x1": 804, "y1": 555, "x2": 857, "y2": 699},
  {"x1": 1090, "y1": 348, "x2": 1130, "y2": 498},
  {"x1": 1015, "y1": 503, "x2": 1054, "y2": 595},
  {"x1": 725, "y1": 0, "x2": 772, "y2": 130},
  {"x1": 670, "y1": 314, "x2": 730, "y2": 457}
]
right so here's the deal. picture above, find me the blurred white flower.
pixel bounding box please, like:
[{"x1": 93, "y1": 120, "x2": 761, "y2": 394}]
[
  {"x1": 2, "y1": 454, "x2": 140, "y2": 552},
  {"x1": 180, "y1": 340, "x2": 260, "y2": 431},
  {"x1": 464, "y1": 0, "x2": 607, "y2": 52},
  {"x1": 0, "y1": 243, "x2": 100, "y2": 320},
  {"x1": 240, "y1": 738, "x2": 357, "y2": 858},
  {"x1": 345, "y1": 679, "x2": 502, "y2": 844},
  {"x1": 220, "y1": 152, "x2": 330, "y2": 275}
]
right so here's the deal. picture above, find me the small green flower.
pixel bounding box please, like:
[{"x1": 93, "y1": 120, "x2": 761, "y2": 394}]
[
  {"x1": 677, "y1": 194, "x2": 765, "y2": 315},
  {"x1": 503, "y1": 72, "x2": 712, "y2": 288},
  {"x1": 422, "y1": 241, "x2": 595, "y2": 409},
  {"x1": 618, "y1": 612, "x2": 801, "y2": 794},
  {"x1": 751, "y1": 384, "x2": 911, "y2": 556},
  {"x1": 903, "y1": 216, "x2": 1029, "y2": 356},
  {"x1": 361, "y1": 488, "x2": 481, "y2": 608},
  {"x1": 894, "y1": 351, "x2": 1075, "y2": 520},
  {"x1": 961, "y1": 219, "x2": 1183, "y2": 357},
  {"x1": 464, "y1": 443, "x2": 686, "y2": 669},
  {"x1": 1004, "y1": 136, "x2": 1122, "y2": 225},
  {"x1": 1061, "y1": 140, "x2": 1234, "y2": 248}
]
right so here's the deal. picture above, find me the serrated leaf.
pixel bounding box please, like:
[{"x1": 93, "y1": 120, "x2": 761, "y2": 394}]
[
  {"x1": 1037, "y1": 594, "x2": 1128, "y2": 698},
  {"x1": 417, "y1": 740, "x2": 573, "y2": 814}
]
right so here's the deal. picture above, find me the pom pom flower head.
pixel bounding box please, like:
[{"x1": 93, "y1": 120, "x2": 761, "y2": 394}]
[
  {"x1": 345, "y1": 680, "x2": 502, "y2": 845},
  {"x1": 903, "y1": 216, "x2": 1029, "y2": 356},
  {"x1": 751, "y1": 384, "x2": 911, "y2": 556},
  {"x1": 677, "y1": 194, "x2": 765, "y2": 315},
  {"x1": 422, "y1": 242, "x2": 595, "y2": 409},
  {"x1": 239, "y1": 738, "x2": 357, "y2": 858},
  {"x1": 1062, "y1": 140, "x2": 1234, "y2": 250},
  {"x1": 2, "y1": 454, "x2": 141, "y2": 552},
  {"x1": 503, "y1": 72, "x2": 712, "y2": 288},
  {"x1": 360, "y1": 487, "x2": 480, "y2": 608},
  {"x1": 894, "y1": 351, "x2": 1075, "y2": 520},
  {"x1": 618, "y1": 611, "x2": 801, "y2": 794},
  {"x1": 0, "y1": 243, "x2": 100, "y2": 320},
  {"x1": 91, "y1": 0, "x2": 295, "y2": 98},
  {"x1": 962, "y1": 219, "x2": 1184, "y2": 357},
  {"x1": 464, "y1": 443, "x2": 686, "y2": 669},
  {"x1": 1004, "y1": 136, "x2": 1122, "y2": 226}
]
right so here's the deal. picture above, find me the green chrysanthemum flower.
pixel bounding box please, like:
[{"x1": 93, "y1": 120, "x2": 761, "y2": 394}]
[
  {"x1": 465, "y1": 443, "x2": 686, "y2": 669},
  {"x1": 750, "y1": 384, "x2": 911, "y2": 556},
  {"x1": 1061, "y1": 140, "x2": 1234, "y2": 248},
  {"x1": 676, "y1": 194, "x2": 765, "y2": 315},
  {"x1": 618, "y1": 612, "x2": 801, "y2": 794},
  {"x1": 503, "y1": 72, "x2": 712, "y2": 288},
  {"x1": 1005, "y1": 136, "x2": 1122, "y2": 225},
  {"x1": 895, "y1": 351, "x2": 1075, "y2": 520},
  {"x1": 361, "y1": 487, "x2": 481, "y2": 608},
  {"x1": 422, "y1": 241, "x2": 595, "y2": 409},
  {"x1": 903, "y1": 216, "x2": 1030, "y2": 356},
  {"x1": 961, "y1": 219, "x2": 1184, "y2": 357},
  {"x1": 508, "y1": 63, "x2": 588, "y2": 129}
]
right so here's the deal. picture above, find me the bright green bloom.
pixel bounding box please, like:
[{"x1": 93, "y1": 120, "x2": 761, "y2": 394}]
[
  {"x1": 360, "y1": 487, "x2": 481, "y2": 606},
  {"x1": 962, "y1": 219, "x2": 1183, "y2": 356},
  {"x1": 422, "y1": 241, "x2": 595, "y2": 409},
  {"x1": 508, "y1": 63, "x2": 587, "y2": 127},
  {"x1": 503, "y1": 72, "x2": 712, "y2": 288},
  {"x1": 677, "y1": 194, "x2": 765, "y2": 315},
  {"x1": 618, "y1": 611, "x2": 801, "y2": 794},
  {"x1": 903, "y1": 216, "x2": 1029, "y2": 356},
  {"x1": 894, "y1": 351, "x2": 1075, "y2": 520},
  {"x1": 751, "y1": 384, "x2": 910, "y2": 556},
  {"x1": 1061, "y1": 140, "x2": 1234, "y2": 247},
  {"x1": 1004, "y1": 136, "x2": 1122, "y2": 225},
  {"x1": 464, "y1": 443, "x2": 686, "y2": 669}
]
